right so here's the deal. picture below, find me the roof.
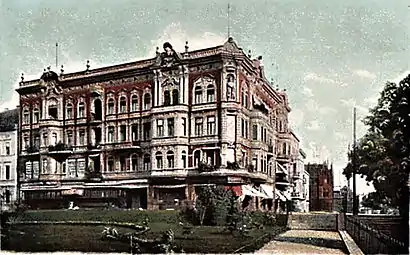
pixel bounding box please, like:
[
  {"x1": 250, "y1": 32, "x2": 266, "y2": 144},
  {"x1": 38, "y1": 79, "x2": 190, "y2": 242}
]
[{"x1": 0, "y1": 108, "x2": 18, "y2": 132}]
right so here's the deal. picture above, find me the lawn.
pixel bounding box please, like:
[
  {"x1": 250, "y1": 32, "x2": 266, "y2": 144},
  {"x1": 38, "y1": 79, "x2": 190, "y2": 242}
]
[{"x1": 1, "y1": 210, "x2": 287, "y2": 253}]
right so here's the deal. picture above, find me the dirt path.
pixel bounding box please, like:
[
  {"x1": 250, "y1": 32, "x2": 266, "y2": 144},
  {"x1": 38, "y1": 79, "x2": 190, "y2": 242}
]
[{"x1": 257, "y1": 230, "x2": 348, "y2": 254}]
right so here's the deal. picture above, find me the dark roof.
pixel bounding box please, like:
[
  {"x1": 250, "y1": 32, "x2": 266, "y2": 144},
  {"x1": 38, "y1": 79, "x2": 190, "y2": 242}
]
[{"x1": 0, "y1": 108, "x2": 18, "y2": 132}]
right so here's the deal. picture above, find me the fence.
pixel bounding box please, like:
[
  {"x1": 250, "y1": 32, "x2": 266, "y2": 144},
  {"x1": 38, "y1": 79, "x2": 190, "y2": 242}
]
[{"x1": 345, "y1": 215, "x2": 407, "y2": 254}]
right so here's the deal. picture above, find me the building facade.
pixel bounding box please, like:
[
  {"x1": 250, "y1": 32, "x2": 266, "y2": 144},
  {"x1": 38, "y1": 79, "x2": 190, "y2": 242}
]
[
  {"x1": 306, "y1": 162, "x2": 334, "y2": 212},
  {"x1": 289, "y1": 149, "x2": 309, "y2": 212},
  {"x1": 17, "y1": 38, "x2": 299, "y2": 210},
  {"x1": 0, "y1": 109, "x2": 19, "y2": 211}
]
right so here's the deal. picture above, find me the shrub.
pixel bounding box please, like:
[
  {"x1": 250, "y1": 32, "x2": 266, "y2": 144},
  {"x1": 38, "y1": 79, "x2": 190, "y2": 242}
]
[{"x1": 182, "y1": 185, "x2": 240, "y2": 226}]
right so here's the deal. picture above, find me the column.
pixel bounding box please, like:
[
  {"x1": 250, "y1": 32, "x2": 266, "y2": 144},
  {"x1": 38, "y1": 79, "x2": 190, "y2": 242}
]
[{"x1": 147, "y1": 185, "x2": 155, "y2": 210}]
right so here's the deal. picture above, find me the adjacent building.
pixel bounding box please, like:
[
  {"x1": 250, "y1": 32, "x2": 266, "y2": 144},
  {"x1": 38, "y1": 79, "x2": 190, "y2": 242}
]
[
  {"x1": 289, "y1": 149, "x2": 309, "y2": 212},
  {"x1": 17, "y1": 38, "x2": 301, "y2": 210},
  {"x1": 306, "y1": 162, "x2": 334, "y2": 212},
  {"x1": 0, "y1": 109, "x2": 19, "y2": 211}
]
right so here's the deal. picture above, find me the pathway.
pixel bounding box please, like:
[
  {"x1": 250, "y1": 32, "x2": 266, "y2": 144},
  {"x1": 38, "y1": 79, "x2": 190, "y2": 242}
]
[{"x1": 257, "y1": 230, "x2": 348, "y2": 254}]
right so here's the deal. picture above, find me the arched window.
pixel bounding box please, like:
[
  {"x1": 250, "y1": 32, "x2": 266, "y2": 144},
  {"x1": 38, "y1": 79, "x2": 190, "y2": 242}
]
[
  {"x1": 194, "y1": 86, "x2": 202, "y2": 104},
  {"x1": 194, "y1": 150, "x2": 201, "y2": 167},
  {"x1": 132, "y1": 154, "x2": 139, "y2": 171},
  {"x1": 119, "y1": 96, "x2": 127, "y2": 113},
  {"x1": 144, "y1": 93, "x2": 151, "y2": 110},
  {"x1": 107, "y1": 156, "x2": 114, "y2": 172},
  {"x1": 78, "y1": 102, "x2": 85, "y2": 118},
  {"x1": 207, "y1": 85, "x2": 215, "y2": 102},
  {"x1": 23, "y1": 135, "x2": 29, "y2": 149},
  {"x1": 23, "y1": 108, "x2": 30, "y2": 124},
  {"x1": 172, "y1": 89, "x2": 179, "y2": 105},
  {"x1": 107, "y1": 98, "x2": 115, "y2": 114},
  {"x1": 33, "y1": 108, "x2": 39, "y2": 123},
  {"x1": 93, "y1": 99, "x2": 102, "y2": 120},
  {"x1": 143, "y1": 154, "x2": 151, "y2": 171},
  {"x1": 244, "y1": 90, "x2": 249, "y2": 108},
  {"x1": 164, "y1": 90, "x2": 171, "y2": 106},
  {"x1": 167, "y1": 151, "x2": 174, "y2": 168},
  {"x1": 155, "y1": 151, "x2": 163, "y2": 169},
  {"x1": 66, "y1": 103, "x2": 73, "y2": 119},
  {"x1": 131, "y1": 95, "x2": 138, "y2": 112},
  {"x1": 181, "y1": 150, "x2": 187, "y2": 169}
]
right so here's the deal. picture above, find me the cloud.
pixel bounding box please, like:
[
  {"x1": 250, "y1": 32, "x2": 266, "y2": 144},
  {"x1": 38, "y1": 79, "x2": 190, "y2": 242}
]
[
  {"x1": 289, "y1": 108, "x2": 304, "y2": 128},
  {"x1": 302, "y1": 86, "x2": 314, "y2": 97},
  {"x1": 340, "y1": 98, "x2": 368, "y2": 114},
  {"x1": 354, "y1": 69, "x2": 376, "y2": 79},
  {"x1": 146, "y1": 22, "x2": 226, "y2": 57},
  {"x1": 306, "y1": 120, "x2": 321, "y2": 131},
  {"x1": 303, "y1": 72, "x2": 337, "y2": 84},
  {"x1": 391, "y1": 70, "x2": 410, "y2": 84}
]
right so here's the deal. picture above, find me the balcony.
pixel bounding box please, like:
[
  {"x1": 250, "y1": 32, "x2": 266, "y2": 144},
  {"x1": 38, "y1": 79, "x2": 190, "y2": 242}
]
[
  {"x1": 104, "y1": 141, "x2": 141, "y2": 152},
  {"x1": 25, "y1": 145, "x2": 40, "y2": 155}
]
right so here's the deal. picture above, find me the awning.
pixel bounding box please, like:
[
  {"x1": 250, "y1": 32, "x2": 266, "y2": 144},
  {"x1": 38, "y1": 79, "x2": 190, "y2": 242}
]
[
  {"x1": 275, "y1": 189, "x2": 287, "y2": 201},
  {"x1": 153, "y1": 184, "x2": 187, "y2": 189},
  {"x1": 242, "y1": 185, "x2": 270, "y2": 198},
  {"x1": 260, "y1": 184, "x2": 274, "y2": 199},
  {"x1": 224, "y1": 186, "x2": 243, "y2": 196}
]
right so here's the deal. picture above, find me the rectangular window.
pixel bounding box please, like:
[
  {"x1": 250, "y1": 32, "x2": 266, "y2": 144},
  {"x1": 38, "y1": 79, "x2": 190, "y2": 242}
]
[
  {"x1": 157, "y1": 119, "x2": 164, "y2": 137},
  {"x1": 5, "y1": 165, "x2": 10, "y2": 180},
  {"x1": 67, "y1": 107, "x2": 73, "y2": 119},
  {"x1": 182, "y1": 154, "x2": 186, "y2": 168},
  {"x1": 23, "y1": 112, "x2": 30, "y2": 124},
  {"x1": 43, "y1": 133, "x2": 48, "y2": 147},
  {"x1": 79, "y1": 129, "x2": 85, "y2": 145},
  {"x1": 167, "y1": 118, "x2": 174, "y2": 137},
  {"x1": 245, "y1": 121, "x2": 248, "y2": 139},
  {"x1": 195, "y1": 117, "x2": 203, "y2": 136},
  {"x1": 182, "y1": 118, "x2": 186, "y2": 136},
  {"x1": 143, "y1": 122, "x2": 151, "y2": 140},
  {"x1": 252, "y1": 125, "x2": 258, "y2": 140},
  {"x1": 67, "y1": 131, "x2": 73, "y2": 146},
  {"x1": 108, "y1": 126, "x2": 114, "y2": 143},
  {"x1": 207, "y1": 116, "x2": 216, "y2": 135},
  {"x1": 132, "y1": 124, "x2": 139, "y2": 141},
  {"x1": 5, "y1": 143, "x2": 10, "y2": 155},
  {"x1": 34, "y1": 135, "x2": 40, "y2": 148},
  {"x1": 119, "y1": 125, "x2": 126, "y2": 142},
  {"x1": 260, "y1": 126, "x2": 264, "y2": 141}
]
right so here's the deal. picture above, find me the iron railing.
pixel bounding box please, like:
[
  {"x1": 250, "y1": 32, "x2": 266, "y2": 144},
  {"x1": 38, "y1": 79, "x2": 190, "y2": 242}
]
[{"x1": 345, "y1": 215, "x2": 407, "y2": 254}]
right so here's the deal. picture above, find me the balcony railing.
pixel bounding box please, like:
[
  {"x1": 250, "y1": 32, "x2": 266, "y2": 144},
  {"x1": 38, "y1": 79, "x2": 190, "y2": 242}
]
[
  {"x1": 26, "y1": 145, "x2": 40, "y2": 154},
  {"x1": 48, "y1": 142, "x2": 73, "y2": 152}
]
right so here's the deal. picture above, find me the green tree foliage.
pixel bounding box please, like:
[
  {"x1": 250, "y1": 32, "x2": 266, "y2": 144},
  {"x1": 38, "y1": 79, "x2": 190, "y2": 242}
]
[
  {"x1": 360, "y1": 192, "x2": 384, "y2": 210},
  {"x1": 182, "y1": 185, "x2": 239, "y2": 226},
  {"x1": 343, "y1": 74, "x2": 410, "y2": 217}
]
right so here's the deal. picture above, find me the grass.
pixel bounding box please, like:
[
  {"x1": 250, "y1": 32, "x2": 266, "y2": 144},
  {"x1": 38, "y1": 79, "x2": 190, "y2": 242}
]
[{"x1": 1, "y1": 209, "x2": 286, "y2": 253}]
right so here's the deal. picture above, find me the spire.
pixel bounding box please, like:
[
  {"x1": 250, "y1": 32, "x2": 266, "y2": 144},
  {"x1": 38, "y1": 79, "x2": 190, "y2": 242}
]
[{"x1": 227, "y1": 3, "x2": 231, "y2": 38}]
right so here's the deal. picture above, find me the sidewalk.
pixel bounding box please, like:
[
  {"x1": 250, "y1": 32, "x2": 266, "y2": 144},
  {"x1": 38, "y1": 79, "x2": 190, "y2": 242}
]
[{"x1": 257, "y1": 230, "x2": 348, "y2": 254}]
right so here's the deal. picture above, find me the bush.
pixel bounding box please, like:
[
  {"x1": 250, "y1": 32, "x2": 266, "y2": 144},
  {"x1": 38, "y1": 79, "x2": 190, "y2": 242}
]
[{"x1": 181, "y1": 185, "x2": 240, "y2": 226}]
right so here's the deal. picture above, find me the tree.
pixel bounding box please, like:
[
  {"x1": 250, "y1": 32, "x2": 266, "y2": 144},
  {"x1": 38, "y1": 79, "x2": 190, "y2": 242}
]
[
  {"x1": 343, "y1": 74, "x2": 410, "y2": 218},
  {"x1": 361, "y1": 192, "x2": 384, "y2": 210}
]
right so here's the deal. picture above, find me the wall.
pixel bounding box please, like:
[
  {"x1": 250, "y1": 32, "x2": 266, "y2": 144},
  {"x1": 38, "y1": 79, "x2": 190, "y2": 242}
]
[{"x1": 288, "y1": 212, "x2": 339, "y2": 231}]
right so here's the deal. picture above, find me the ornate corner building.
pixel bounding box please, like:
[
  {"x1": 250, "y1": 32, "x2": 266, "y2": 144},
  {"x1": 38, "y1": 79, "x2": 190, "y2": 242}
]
[{"x1": 17, "y1": 38, "x2": 301, "y2": 210}]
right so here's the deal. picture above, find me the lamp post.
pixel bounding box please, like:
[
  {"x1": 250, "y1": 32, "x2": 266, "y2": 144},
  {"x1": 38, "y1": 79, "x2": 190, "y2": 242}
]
[{"x1": 352, "y1": 107, "x2": 358, "y2": 215}]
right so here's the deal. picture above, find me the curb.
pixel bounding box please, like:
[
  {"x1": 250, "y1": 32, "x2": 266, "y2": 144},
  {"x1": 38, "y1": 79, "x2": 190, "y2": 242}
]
[{"x1": 339, "y1": 230, "x2": 364, "y2": 255}]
